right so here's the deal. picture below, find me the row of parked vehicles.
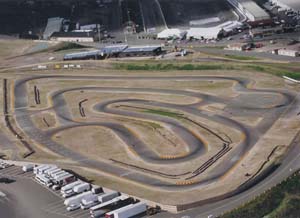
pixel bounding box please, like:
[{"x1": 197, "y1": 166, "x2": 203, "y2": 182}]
[{"x1": 32, "y1": 164, "x2": 156, "y2": 218}]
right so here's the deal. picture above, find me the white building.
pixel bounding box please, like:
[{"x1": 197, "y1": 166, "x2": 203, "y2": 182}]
[
  {"x1": 187, "y1": 27, "x2": 222, "y2": 40},
  {"x1": 157, "y1": 28, "x2": 187, "y2": 39},
  {"x1": 43, "y1": 17, "x2": 64, "y2": 40},
  {"x1": 50, "y1": 32, "x2": 96, "y2": 42},
  {"x1": 186, "y1": 21, "x2": 243, "y2": 39},
  {"x1": 227, "y1": 0, "x2": 270, "y2": 22}
]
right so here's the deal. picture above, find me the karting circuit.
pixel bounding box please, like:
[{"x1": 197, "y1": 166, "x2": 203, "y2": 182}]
[{"x1": 6, "y1": 67, "x2": 300, "y2": 212}]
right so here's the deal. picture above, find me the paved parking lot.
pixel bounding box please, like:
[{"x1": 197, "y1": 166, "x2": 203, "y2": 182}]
[{"x1": 0, "y1": 165, "x2": 90, "y2": 218}]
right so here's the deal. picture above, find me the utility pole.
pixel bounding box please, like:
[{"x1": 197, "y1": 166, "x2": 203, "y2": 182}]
[{"x1": 97, "y1": 24, "x2": 101, "y2": 42}]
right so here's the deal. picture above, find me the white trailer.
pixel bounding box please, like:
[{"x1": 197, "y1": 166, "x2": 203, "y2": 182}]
[
  {"x1": 53, "y1": 172, "x2": 71, "y2": 180},
  {"x1": 54, "y1": 174, "x2": 75, "y2": 185},
  {"x1": 39, "y1": 165, "x2": 55, "y2": 174},
  {"x1": 33, "y1": 165, "x2": 45, "y2": 174},
  {"x1": 48, "y1": 168, "x2": 63, "y2": 177},
  {"x1": 90, "y1": 196, "x2": 131, "y2": 217},
  {"x1": 45, "y1": 167, "x2": 59, "y2": 175},
  {"x1": 90, "y1": 197, "x2": 122, "y2": 213},
  {"x1": 64, "y1": 191, "x2": 94, "y2": 206},
  {"x1": 34, "y1": 165, "x2": 50, "y2": 174},
  {"x1": 81, "y1": 194, "x2": 99, "y2": 209},
  {"x1": 73, "y1": 182, "x2": 90, "y2": 193},
  {"x1": 98, "y1": 191, "x2": 119, "y2": 203},
  {"x1": 105, "y1": 202, "x2": 147, "y2": 218},
  {"x1": 51, "y1": 171, "x2": 67, "y2": 179},
  {"x1": 61, "y1": 180, "x2": 82, "y2": 194},
  {"x1": 43, "y1": 166, "x2": 58, "y2": 175}
]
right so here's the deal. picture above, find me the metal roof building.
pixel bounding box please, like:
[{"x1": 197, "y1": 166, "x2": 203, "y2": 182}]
[{"x1": 227, "y1": 0, "x2": 270, "y2": 22}]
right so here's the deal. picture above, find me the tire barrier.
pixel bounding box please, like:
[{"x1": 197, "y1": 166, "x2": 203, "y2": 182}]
[{"x1": 3, "y1": 79, "x2": 35, "y2": 158}]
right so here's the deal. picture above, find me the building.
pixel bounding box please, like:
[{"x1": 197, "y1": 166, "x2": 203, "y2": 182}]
[
  {"x1": 187, "y1": 27, "x2": 223, "y2": 40},
  {"x1": 278, "y1": 48, "x2": 300, "y2": 57},
  {"x1": 43, "y1": 17, "x2": 64, "y2": 40},
  {"x1": 270, "y1": 0, "x2": 300, "y2": 13},
  {"x1": 186, "y1": 21, "x2": 242, "y2": 40},
  {"x1": 64, "y1": 45, "x2": 163, "y2": 60},
  {"x1": 250, "y1": 26, "x2": 283, "y2": 38},
  {"x1": 63, "y1": 50, "x2": 103, "y2": 61},
  {"x1": 157, "y1": 29, "x2": 187, "y2": 39},
  {"x1": 50, "y1": 32, "x2": 96, "y2": 42},
  {"x1": 118, "y1": 45, "x2": 163, "y2": 58},
  {"x1": 225, "y1": 43, "x2": 248, "y2": 51},
  {"x1": 227, "y1": 0, "x2": 271, "y2": 24}
]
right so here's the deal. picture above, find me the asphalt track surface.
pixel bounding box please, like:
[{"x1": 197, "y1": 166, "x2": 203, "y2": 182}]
[{"x1": 12, "y1": 74, "x2": 298, "y2": 189}]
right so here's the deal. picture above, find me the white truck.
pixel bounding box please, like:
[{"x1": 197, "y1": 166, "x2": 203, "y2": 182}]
[
  {"x1": 105, "y1": 202, "x2": 147, "y2": 218},
  {"x1": 52, "y1": 174, "x2": 76, "y2": 190},
  {"x1": 64, "y1": 191, "x2": 94, "y2": 206},
  {"x1": 98, "y1": 191, "x2": 119, "y2": 203},
  {"x1": 73, "y1": 182, "x2": 91, "y2": 194},
  {"x1": 22, "y1": 164, "x2": 34, "y2": 172},
  {"x1": 62, "y1": 182, "x2": 89, "y2": 198},
  {"x1": 61, "y1": 180, "x2": 82, "y2": 194}
]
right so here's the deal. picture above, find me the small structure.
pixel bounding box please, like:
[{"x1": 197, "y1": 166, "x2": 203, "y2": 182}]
[
  {"x1": 250, "y1": 26, "x2": 283, "y2": 38},
  {"x1": 157, "y1": 29, "x2": 187, "y2": 39},
  {"x1": 50, "y1": 32, "x2": 96, "y2": 42},
  {"x1": 225, "y1": 43, "x2": 248, "y2": 51},
  {"x1": 278, "y1": 48, "x2": 300, "y2": 57}
]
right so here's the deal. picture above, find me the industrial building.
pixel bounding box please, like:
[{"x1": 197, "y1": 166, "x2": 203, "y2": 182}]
[
  {"x1": 270, "y1": 0, "x2": 300, "y2": 13},
  {"x1": 157, "y1": 29, "x2": 187, "y2": 39},
  {"x1": 227, "y1": 0, "x2": 271, "y2": 24},
  {"x1": 43, "y1": 17, "x2": 64, "y2": 40},
  {"x1": 118, "y1": 45, "x2": 163, "y2": 58},
  {"x1": 64, "y1": 45, "x2": 163, "y2": 60},
  {"x1": 50, "y1": 32, "x2": 97, "y2": 42},
  {"x1": 186, "y1": 21, "x2": 243, "y2": 40}
]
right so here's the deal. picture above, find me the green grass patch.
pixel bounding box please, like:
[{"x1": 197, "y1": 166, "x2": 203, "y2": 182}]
[
  {"x1": 225, "y1": 54, "x2": 259, "y2": 61},
  {"x1": 113, "y1": 61, "x2": 300, "y2": 81},
  {"x1": 220, "y1": 171, "x2": 300, "y2": 218},
  {"x1": 53, "y1": 42, "x2": 88, "y2": 52},
  {"x1": 144, "y1": 109, "x2": 184, "y2": 119},
  {"x1": 114, "y1": 63, "x2": 233, "y2": 71}
]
